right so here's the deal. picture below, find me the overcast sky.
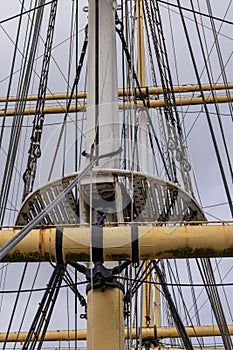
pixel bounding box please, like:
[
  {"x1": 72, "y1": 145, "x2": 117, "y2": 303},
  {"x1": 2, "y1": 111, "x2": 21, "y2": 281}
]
[{"x1": 0, "y1": 1, "x2": 232, "y2": 346}]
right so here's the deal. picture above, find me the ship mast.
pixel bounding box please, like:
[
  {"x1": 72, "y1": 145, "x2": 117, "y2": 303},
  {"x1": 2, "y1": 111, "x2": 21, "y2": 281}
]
[
  {"x1": 1, "y1": 1, "x2": 233, "y2": 349},
  {"x1": 85, "y1": 0, "x2": 124, "y2": 349}
]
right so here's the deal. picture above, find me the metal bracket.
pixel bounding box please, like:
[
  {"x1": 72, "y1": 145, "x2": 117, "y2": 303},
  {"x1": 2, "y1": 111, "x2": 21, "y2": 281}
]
[{"x1": 86, "y1": 261, "x2": 124, "y2": 293}]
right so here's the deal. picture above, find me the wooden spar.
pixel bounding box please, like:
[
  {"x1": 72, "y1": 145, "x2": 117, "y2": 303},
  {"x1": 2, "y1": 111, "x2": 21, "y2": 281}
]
[
  {"x1": 2, "y1": 93, "x2": 233, "y2": 116},
  {"x1": 136, "y1": 0, "x2": 153, "y2": 329},
  {"x1": 1, "y1": 83, "x2": 233, "y2": 102},
  {"x1": 0, "y1": 223, "x2": 233, "y2": 262},
  {"x1": 0, "y1": 324, "x2": 233, "y2": 342}
]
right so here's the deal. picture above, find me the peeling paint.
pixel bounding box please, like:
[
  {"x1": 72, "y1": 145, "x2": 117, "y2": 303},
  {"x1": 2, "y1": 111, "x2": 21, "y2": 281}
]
[
  {"x1": 3, "y1": 250, "x2": 50, "y2": 262},
  {"x1": 106, "y1": 254, "x2": 131, "y2": 261},
  {"x1": 38, "y1": 229, "x2": 45, "y2": 256},
  {"x1": 157, "y1": 246, "x2": 233, "y2": 259},
  {"x1": 65, "y1": 252, "x2": 90, "y2": 261}
]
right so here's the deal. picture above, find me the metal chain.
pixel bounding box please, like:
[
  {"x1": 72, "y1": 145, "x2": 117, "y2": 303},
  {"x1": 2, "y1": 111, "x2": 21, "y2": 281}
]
[
  {"x1": 23, "y1": 17, "x2": 88, "y2": 200},
  {"x1": 22, "y1": 1, "x2": 58, "y2": 200}
]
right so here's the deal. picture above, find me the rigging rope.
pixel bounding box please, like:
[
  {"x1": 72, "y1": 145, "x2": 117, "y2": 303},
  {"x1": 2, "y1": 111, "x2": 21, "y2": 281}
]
[
  {"x1": 176, "y1": 0, "x2": 233, "y2": 218},
  {"x1": 48, "y1": 25, "x2": 88, "y2": 181},
  {"x1": 0, "y1": 0, "x2": 46, "y2": 225}
]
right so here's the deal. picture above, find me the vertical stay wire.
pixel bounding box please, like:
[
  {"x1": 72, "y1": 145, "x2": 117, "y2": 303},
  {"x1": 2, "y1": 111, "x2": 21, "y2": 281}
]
[
  {"x1": 196, "y1": 258, "x2": 233, "y2": 349},
  {"x1": 176, "y1": 0, "x2": 233, "y2": 218}
]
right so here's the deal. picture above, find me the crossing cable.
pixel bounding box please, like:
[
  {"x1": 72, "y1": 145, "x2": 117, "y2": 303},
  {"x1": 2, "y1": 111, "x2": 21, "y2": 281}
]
[
  {"x1": 189, "y1": 1, "x2": 233, "y2": 185},
  {"x1": 115, "y1": 17, "x2": 172, "y2": 181},
  {"x1": 176, "y1": 0, "x2": 233, "y2": 218}
]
